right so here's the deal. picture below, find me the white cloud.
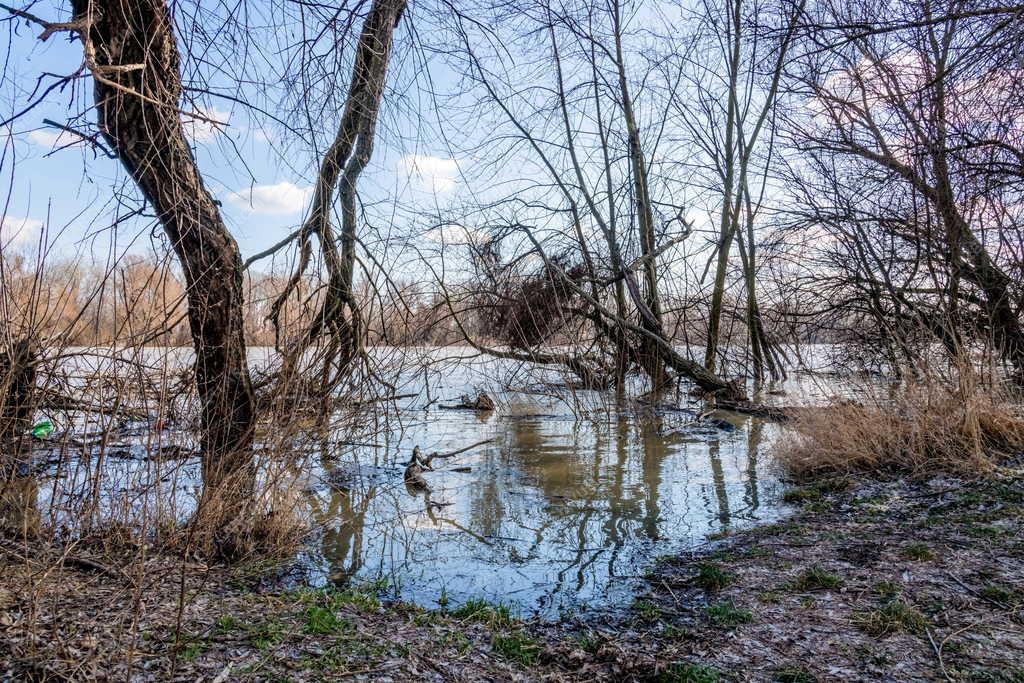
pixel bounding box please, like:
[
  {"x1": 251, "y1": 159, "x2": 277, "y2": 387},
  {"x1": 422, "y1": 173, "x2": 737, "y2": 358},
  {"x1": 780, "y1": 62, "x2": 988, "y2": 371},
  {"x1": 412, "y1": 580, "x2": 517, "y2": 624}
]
[
  {"x1": 223, "y1": 182, "x2": 312, "y2": 215},
  {"x1": 183, "y1": 107, "x2": 231, "y2": 144},
  {"x1": 425, "y1": 223, "x2": 488, "y2": 246},
  {"x1": 398, "y1": 154, "x2": 460, "y2": 194},
  {"x1": 0, "y1": 216, "x2": 43, "y2": 247},
  {"x1": 27, "y1": 128, "x2": 84, "y2": 150}
]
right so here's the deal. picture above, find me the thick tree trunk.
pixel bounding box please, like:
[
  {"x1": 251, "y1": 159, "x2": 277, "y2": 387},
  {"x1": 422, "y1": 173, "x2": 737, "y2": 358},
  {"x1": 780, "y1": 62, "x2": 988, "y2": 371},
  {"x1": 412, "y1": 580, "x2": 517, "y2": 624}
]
[
  {"x1": 0, "y1": 339, "x2": 38, "y2": 537},
  {"x1": 72, "y1": 0, "x2": 256, "y2": 531}
]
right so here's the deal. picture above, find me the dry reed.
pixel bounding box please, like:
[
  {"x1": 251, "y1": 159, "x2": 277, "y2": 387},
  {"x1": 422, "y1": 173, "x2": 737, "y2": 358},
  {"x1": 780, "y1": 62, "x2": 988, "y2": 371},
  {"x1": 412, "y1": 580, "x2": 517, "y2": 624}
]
[{"x1": 775, "y1": 361, "x2": 1024, "y2": 478}]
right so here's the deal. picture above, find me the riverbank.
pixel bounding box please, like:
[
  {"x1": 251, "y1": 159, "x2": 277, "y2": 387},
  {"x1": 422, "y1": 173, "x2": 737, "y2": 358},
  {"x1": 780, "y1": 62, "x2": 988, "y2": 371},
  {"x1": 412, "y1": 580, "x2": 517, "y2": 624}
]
[{"x1": 2, "y1": 469, "x2": 1022, "y2": 681}]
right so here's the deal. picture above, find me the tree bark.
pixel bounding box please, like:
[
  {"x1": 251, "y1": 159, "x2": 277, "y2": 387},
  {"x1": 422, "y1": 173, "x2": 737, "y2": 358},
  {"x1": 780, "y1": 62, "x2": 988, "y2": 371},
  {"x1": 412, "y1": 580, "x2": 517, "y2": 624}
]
[
  {"x1": 71, "y1": 0, "x2": 257, "y2": 530},
  {"x1": 0, "y1": 338, "x2": 36, "y2": 476},
  {"x1": 611, "y1": 0, "x2": 670, "y2": 388}
]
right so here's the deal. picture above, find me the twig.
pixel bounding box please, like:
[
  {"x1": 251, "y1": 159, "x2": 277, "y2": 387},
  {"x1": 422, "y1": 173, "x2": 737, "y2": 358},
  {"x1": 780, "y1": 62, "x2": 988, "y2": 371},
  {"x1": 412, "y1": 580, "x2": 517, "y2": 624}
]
[
  {"x1": 925, "y1": 627, "x2": 953, "y2": 682},
  {"x1": 63, "y1": 555, "x2": 132, "y2": 584},
  {"x1": 425, "y1": 438, "x2": 497, "y2": 461}
]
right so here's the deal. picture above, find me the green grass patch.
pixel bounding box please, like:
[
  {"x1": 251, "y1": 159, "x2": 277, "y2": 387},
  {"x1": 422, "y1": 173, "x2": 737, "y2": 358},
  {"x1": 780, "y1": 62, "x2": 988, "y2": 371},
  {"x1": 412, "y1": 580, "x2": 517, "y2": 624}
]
[
  {"x1": 783, "y1": 478, "x2": 851, "y2": 505},
  {"x1": 955, "y1": 667, "x2": 1024, "y2": 682},
  {"x1": 901, "y1": 543, "x2": 935, "y2": 561},
  {"x1": 248, "y1": 620, "x2": 286, "y2": 651},
  {"x1": 782, "y1": 487, "x2": 821, "y2": 504},
  {"x1": 411, "y1": 609, "x2": 441, "y2": 627},
  {"x1": 854, "y1": 600, "x2": 927, "y2": 637},
  {"x1": 657, "y1": 662, "x2": 720, "y2": 682},
  {"x1": 574, "y1": 631, "x2": 601, "y2": 654},
  {"x1": 774, "y1": 666, "x2": 818, "y2": 683},
  {"x1": 180, "y1": 638, "x2": 207, "y2": 662},
  {"x1": 788, "y1": 566, "x2": 843, "y2": 591},
  {"x1": 695, "y1": 563, "x2": 732, "y2": 592},
  {"x1": 964, "y1": 523, "x2": 1010, "y2": 538},
  {"x1": 214, "y1": 615, "x2": 240, "y2": 634},
  {"x1": 450, "y1": 599, "x2": 513, "y2": 628},
  {"x1": 874, "y1": 580, "x2": 900, "y2": 602},
  {"x1": 491, "y1": 631, "x2": 541, "y2": 667},
  {"x1": 303, "y1": 606, "x2": 349, "y2": 635},
  {"x1": 632, "y1": 599, "x2": 662, "y2": 623},
  {"x1": 327, "y1": 587, "x2": 381, "y2": 612},
  {"x1": 312, "y1": 643, "x2": 352, "y2": 671},
  {"x1": 442, "y1": 630, "x2": 471, "y2": 654},
  {"x1": 706, "y1": 600, "x2": 753, "y2": 628},
  {"x1": 979, "y1": 584, "x2": 1021, "y2": 608}
]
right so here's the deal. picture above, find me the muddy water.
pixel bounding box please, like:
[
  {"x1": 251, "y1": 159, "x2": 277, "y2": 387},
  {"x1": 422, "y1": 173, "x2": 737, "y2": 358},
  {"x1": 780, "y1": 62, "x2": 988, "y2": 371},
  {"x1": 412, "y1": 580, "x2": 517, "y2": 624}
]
[{"x1": 21, "y1": 347, "x2": 849, "y2": 619}]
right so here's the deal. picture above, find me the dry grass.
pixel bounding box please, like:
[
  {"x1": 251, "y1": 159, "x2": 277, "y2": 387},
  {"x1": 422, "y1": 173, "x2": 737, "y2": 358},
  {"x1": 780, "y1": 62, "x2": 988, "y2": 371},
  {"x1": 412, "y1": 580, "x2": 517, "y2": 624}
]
[{"x1": 776, "y1": 362, "x2": 1024, "y2": 477}]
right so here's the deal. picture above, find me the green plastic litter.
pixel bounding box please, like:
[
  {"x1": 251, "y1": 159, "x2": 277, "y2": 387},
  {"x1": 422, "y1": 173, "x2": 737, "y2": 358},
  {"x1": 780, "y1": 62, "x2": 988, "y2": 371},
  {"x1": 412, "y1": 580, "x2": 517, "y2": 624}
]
[{"x1": 31, "y1": 420, "x2": 53, "y2": 439}]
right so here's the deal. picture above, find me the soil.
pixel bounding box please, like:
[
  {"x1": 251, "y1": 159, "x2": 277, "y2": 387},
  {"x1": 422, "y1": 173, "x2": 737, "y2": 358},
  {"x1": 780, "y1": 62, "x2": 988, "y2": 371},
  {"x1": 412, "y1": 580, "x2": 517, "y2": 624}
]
[{"x1": 2, "y1": 470, "x2": 1022, "y2": 681}]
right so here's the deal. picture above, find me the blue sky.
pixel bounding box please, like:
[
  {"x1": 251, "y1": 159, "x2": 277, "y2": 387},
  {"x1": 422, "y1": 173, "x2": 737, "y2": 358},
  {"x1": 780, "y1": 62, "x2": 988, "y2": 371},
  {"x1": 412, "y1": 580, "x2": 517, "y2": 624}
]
[
  {"x1": 0, "y1": 1, "x2": 468, "y2": 272},
  {"x1": 0, "y1": 0, "x2": 738, "y2": 290}
]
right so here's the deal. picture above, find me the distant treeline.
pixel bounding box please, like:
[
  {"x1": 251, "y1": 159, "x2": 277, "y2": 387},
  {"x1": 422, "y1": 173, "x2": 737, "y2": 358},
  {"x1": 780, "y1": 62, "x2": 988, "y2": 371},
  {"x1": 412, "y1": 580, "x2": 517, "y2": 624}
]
[{"x1": 3, "y1": 249, "x2": 823, "y2": 353}]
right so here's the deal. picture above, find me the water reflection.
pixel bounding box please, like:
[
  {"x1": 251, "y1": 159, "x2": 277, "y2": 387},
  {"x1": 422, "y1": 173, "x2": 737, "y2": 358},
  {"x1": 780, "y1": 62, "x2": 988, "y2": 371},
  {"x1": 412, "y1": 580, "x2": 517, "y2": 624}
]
[{"x1": 306, "y1": 404, "x2": 786, "y2": 618}]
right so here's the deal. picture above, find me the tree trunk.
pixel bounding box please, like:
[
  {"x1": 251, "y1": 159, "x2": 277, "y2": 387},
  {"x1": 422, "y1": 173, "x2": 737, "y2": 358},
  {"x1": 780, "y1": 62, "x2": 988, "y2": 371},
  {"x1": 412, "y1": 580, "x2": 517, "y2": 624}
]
[
  {"x1": 704, "y1": 0, "x2": 744, "y2": 374},
  {"x1": 612, "y1": 0, "x2": 670, "y2": 389},
  {"x1": 1, "y1": 339, "x2": 36, "y2": 475},
  {"x1": 271, "y1": 0, "x2": 407, "y2": 385},
  {"x1": 72, "y1": 0, "x2": 257, "y2": 534}
]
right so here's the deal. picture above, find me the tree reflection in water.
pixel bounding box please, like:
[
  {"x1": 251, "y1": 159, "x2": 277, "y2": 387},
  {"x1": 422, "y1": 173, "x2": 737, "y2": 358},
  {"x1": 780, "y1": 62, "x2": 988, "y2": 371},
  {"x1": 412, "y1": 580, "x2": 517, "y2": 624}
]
[{"x1": 308, "y1": 403, "x2": 784, "y2": 617}]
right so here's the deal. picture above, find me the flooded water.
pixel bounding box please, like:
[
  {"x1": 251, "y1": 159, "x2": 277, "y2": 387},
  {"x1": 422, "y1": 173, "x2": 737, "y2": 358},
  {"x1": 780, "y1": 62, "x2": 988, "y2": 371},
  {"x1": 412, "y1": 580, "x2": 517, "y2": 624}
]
[
  {"x1": 292, "y1": 351, "x2": 797, "y2": 618},
  {"x1": 15, "y1": 346, "x2": 857, "y2": 619}
]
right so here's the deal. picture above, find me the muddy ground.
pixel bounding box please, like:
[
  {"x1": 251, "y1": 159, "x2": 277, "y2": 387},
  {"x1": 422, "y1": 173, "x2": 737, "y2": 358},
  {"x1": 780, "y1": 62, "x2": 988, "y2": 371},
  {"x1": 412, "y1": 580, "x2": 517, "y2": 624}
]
[{"x1": 2, "y1": 470, "x2": 1022, "y2": 681}]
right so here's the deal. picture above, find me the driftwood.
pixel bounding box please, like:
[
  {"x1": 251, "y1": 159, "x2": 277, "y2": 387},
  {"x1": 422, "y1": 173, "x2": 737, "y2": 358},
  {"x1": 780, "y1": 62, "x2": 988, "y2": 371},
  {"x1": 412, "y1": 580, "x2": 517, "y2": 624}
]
[
  {"x1": 421, "y1": 438, "x2": 496, "y2": 463},
  {"x1": 713, "y1": 399, "x2": 794, "y2": 421},
  {"x1": 439, "y1": 393, "x2": 495, "y2": 411}
]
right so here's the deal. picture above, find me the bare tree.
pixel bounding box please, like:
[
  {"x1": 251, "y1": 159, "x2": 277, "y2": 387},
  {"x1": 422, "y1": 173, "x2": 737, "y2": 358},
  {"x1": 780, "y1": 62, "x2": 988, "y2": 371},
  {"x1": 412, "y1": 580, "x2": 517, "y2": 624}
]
[
  {"x1": 268, "y1": 0, "x2": 408, "y2": 392},
  {"x1": 435, "y1": 0, "x2": 746, "y2": 400},
  {"x1": 690, "y1": 0, "x2": 803, "y2": 383},
  {"x1": 780, "y1": 0, "x2": 1024, "y2": 380},
  {"x1": 37, "y1": 0, "x2": 260, "y2": 543}
]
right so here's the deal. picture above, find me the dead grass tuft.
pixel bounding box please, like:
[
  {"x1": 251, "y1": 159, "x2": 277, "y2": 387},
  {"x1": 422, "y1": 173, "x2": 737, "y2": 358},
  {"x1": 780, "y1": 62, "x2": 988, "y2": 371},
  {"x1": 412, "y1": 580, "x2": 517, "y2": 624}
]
[{"x1": 775, "y1": 362, "x2": 1024, "y2": 478}]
